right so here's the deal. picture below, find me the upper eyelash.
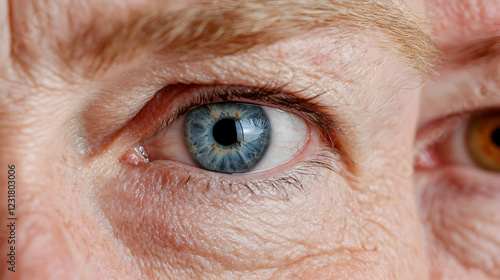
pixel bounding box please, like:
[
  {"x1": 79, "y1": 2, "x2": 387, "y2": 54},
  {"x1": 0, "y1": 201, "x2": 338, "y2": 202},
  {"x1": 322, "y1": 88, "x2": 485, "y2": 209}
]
[{"x1": 147, "y1": 84, "x2": 353, "y2": 166}]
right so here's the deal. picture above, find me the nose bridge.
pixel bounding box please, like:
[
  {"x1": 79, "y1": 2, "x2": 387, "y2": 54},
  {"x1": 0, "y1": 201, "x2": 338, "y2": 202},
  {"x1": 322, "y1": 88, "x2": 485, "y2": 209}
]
[
  {"x1": 0, "y1": 87, "x2": 81, "y2": 280},
  {"x1": 10, "y1": 198, "x2": 78, "y2": 280}
]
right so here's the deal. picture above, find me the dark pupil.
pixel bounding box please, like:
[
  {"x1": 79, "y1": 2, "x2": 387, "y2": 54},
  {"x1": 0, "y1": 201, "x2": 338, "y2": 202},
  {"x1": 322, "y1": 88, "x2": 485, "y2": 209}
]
[
  {"x1": 492, "y1": 127, "x2": 500, "y2": 147},
  {"x1": 213, "y1": 118, "x2": 238, "y2": 146}
]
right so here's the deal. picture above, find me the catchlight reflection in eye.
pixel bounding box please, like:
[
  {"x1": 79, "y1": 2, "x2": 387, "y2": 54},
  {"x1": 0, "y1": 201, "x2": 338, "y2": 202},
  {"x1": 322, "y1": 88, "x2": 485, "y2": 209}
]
[
  {"x1": 141, "y1": 102, "x2": 310, "y2": 174},
  {"x1": 466, "y1": 113, "x2": 500, "y2": 172}
]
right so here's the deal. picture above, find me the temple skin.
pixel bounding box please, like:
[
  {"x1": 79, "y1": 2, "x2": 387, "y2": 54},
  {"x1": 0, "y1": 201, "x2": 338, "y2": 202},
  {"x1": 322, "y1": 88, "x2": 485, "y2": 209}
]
[{"x1": 0, "y1": 0, "x2": 499, "y2": 279}]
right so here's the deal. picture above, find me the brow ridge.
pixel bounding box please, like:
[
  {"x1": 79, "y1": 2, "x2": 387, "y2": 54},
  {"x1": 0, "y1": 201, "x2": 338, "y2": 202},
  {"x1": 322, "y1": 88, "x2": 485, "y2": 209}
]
[{"x1": 62, "y1": 0, "x2": 438, "y2": 74}]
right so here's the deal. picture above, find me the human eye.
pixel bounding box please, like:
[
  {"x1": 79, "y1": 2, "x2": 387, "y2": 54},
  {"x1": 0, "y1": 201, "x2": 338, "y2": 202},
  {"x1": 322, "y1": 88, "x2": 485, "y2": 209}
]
[
  {"x1": 118, "y1": 84, "x2": 341, "y2": 196},
  {"x1": 141, "y1": 99, "x2": 309, "y2": 174},
  {"x1": 465, "y1": 113, "x2": 500, "y2": 171},
  {"x1": 415, "y1": 82, "x2": 500, "y2": 276},
  {"x1": 417, "y1": 110, "x2": 500, "y2": 172},
  {"x1": 416, "y1": 109, "x2": 500, "y2": 171}
]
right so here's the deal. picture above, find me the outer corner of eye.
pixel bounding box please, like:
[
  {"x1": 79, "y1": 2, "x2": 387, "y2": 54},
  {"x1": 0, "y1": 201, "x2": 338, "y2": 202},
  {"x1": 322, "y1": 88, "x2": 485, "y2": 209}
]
[{"x1": 140, "y1": 102, "x2": 311, "y2": 175}]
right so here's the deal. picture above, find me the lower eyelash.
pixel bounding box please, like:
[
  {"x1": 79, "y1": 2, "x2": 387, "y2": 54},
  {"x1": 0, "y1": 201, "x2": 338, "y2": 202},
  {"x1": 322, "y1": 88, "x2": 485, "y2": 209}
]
[
  {"x1": 129, "y1": 147, "x2": 338, "y2": 202},
  {"x1": 215, "y1": 151, "x2": 337, "y2": 201}
]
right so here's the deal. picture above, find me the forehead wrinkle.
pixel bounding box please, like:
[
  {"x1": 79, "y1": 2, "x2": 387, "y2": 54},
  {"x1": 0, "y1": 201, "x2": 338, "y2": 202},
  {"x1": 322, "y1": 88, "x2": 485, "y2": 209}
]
[{"x1": 55, "y1": 0, "x2": 438, "y2": 76}]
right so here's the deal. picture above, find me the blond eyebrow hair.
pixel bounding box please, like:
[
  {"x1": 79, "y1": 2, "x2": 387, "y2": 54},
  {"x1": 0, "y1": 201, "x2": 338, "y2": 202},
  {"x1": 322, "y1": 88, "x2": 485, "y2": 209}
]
[{"x1": 33, "y1": 0, "x2": 438, "y2": 74}]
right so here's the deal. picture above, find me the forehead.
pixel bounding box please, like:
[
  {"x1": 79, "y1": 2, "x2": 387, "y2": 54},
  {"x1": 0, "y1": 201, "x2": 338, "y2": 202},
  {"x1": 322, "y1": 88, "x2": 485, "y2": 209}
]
[
  {"x1": 7, "y1": 0, "x2": 437, "y2": 78},
  {"x1": 426, "y1": 0, "x2": 500, "y2": 46}
]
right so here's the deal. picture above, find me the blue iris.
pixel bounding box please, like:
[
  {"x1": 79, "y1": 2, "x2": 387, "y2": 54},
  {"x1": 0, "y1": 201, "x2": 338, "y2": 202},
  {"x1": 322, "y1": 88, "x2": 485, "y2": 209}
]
[{"x1": 184, "y1": 102, "x2": 271, "y2": 173}]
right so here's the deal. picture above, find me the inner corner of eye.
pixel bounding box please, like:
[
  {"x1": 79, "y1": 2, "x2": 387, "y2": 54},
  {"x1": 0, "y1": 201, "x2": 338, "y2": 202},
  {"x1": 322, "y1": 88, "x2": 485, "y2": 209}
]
[
  {"x1": 141, "y1": 102, "x2": 311, "y2": 175},
  {"x1": 120, "y1": 144, "x2": 150, "y2": 166}
]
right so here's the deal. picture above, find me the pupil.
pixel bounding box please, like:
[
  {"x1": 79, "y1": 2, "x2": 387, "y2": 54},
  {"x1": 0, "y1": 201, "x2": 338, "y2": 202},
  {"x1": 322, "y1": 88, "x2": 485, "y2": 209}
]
[
  {"x1": 213, "y1": 118, "x2": 238, "y2": 146},
  {"x1": 492, "y1": 127, "x2": 500, "y2": 147}
]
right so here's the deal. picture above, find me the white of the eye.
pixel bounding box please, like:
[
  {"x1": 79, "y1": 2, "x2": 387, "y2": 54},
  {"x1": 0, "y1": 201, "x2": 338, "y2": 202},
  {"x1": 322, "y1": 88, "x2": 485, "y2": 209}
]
[
  {"x1": 447, "y1": 119, "x2": 477, "y2": 166},
  {"x1": 250, "y1": 107, "x2": 309, "y2": 172}
]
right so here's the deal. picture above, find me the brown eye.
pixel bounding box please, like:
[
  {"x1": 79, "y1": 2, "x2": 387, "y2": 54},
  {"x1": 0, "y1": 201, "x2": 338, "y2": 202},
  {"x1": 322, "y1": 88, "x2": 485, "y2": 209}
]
[{"x1": 466, "y1": 113, "x2": 500, "y2": 172}]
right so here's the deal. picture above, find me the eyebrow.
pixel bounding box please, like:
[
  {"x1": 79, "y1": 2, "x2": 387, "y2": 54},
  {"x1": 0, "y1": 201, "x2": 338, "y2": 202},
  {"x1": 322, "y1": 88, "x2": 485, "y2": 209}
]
[{"x1": 59, "y1": 0, "x2": 438, "y2": 74}]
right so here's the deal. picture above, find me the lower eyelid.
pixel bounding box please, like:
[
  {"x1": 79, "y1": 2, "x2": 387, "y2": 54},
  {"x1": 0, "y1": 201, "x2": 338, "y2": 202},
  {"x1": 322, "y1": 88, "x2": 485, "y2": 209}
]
[
  {"x1": 416, "y1": 111, "x2": 500, "y2": 276},
  {"x1": 417, "y1": 167, "x2": 500, "y2": 197},
  {"x1": 98, "y1": 148, "x2": 340, "y2": 274},
  {"x1": 117, "y1": 146, "x2": 334, "y2": 203}
]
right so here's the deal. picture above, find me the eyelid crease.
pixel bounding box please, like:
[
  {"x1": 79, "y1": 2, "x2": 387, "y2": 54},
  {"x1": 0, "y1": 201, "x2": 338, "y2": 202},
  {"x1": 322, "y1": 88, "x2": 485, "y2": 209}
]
[
  {"x1": 134, "y1": 84, "x2": 355, "y2": 171},
  {"x1": 443, "y1": 35, "x2": 500, "y2": 67}
]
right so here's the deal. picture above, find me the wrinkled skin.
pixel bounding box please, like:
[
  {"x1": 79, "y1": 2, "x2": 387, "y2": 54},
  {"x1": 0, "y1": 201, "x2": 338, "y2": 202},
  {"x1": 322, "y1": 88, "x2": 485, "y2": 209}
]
[{"x1": 0, "y1": 0, "x2": 499, "y2": 279}]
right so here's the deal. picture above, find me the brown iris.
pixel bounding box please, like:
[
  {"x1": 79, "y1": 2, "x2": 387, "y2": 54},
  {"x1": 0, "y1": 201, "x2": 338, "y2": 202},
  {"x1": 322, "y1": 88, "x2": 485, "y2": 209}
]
[{"x1": 466, "y1": 113, "x2": 500, "y2": 172}]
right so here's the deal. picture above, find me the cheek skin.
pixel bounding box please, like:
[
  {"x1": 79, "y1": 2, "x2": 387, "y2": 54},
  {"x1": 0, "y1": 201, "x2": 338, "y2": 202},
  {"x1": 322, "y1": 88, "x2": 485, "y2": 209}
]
[
  {"x1": 416, "y1": 169, "x2": 500, "y2": 279},
  {"x1": 96, "y1": 153, "x2": 360, "y2": 278}
]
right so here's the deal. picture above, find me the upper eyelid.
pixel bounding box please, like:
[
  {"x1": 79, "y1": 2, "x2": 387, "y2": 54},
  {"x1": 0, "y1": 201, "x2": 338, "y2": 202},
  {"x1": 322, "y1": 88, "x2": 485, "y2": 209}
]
[{"x1": 420, "y1": 61, "x2": 500, "y2": 126}]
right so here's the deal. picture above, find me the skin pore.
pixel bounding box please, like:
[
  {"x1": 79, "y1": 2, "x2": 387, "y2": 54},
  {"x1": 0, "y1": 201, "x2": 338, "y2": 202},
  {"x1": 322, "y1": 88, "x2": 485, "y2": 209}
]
[{"x1": 1, "y1": 0, "x2": 499, "y2": 279}]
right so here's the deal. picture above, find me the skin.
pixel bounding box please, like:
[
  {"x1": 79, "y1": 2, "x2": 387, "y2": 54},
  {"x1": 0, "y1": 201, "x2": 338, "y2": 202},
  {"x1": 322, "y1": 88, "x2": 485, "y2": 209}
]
[{"x1": 0, "y1": 0, "x2": 499, "y2": 279}]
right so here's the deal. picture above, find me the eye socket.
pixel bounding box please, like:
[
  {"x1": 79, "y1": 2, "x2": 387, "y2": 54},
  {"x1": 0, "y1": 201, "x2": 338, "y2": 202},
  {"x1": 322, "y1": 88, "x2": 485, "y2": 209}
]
[
  {"x1": 117, "y1": 84, "x2": 342, "y2": 200},
  {"x1": 142, "y1": 101, "x2": 309, "y2": 174}
]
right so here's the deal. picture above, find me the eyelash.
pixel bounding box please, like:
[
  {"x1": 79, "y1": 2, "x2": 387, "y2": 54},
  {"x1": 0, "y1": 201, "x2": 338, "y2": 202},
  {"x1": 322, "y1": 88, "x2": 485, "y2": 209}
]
[
  {"x1": 149, "y1": 85, "x2": 343, "y2": 142},
  {"x1": 188, "y1": 148, "x2": 336, "y2": 199},
  {"x1": 127, "y1": 84, "x2": 346, "y2": 197}
]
